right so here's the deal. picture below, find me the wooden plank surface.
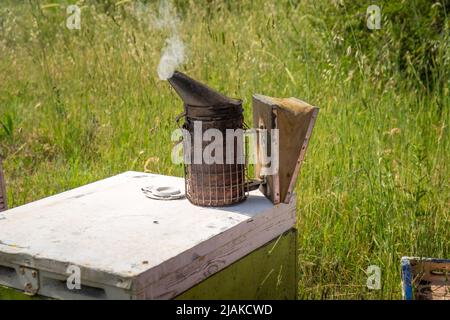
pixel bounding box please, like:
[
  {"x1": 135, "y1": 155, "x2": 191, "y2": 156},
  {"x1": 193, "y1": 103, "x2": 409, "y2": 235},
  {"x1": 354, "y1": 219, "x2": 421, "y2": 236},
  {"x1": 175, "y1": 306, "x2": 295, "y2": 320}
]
[{"x1": 0, "y1": 171, "x2": 296, "y2": 299}]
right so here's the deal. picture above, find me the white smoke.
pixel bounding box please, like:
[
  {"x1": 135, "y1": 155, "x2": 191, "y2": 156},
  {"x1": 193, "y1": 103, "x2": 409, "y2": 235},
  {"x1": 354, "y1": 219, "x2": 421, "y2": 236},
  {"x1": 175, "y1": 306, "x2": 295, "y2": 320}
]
[
  {"x1": 157, "y1": 35, "x2": 185, "y2": 80},
  {"x1": 154, "y1": 1, "x2": 185, "y2": 80}
]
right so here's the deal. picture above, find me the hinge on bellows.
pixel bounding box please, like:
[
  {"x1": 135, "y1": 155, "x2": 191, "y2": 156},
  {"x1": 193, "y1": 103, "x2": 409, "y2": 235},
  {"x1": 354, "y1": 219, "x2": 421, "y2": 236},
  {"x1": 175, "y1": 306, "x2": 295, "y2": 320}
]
[{"x1": 18, "y1": 266, "x2": 39, "y2": 295}]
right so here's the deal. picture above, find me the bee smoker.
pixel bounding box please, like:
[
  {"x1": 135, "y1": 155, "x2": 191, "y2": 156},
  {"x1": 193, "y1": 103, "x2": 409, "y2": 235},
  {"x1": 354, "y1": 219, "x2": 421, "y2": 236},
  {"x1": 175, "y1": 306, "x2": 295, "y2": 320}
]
[{"x1": 167, "y1": 71, "x2": 319, "y2": 207}]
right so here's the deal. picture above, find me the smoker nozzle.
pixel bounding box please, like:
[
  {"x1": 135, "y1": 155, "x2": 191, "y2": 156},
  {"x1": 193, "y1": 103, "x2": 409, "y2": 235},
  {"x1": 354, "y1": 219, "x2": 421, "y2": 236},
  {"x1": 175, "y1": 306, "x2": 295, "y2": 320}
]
[{"x1": 168, "y1": 71, "x2": 241, "y2": 107}]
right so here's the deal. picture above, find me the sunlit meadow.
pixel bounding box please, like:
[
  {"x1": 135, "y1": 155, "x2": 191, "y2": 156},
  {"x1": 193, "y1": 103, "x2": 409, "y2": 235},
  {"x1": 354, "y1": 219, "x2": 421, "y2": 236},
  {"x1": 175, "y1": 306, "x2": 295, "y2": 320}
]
[{"x1": 0, "y1": 0, "x2": 448, "y2": 299}]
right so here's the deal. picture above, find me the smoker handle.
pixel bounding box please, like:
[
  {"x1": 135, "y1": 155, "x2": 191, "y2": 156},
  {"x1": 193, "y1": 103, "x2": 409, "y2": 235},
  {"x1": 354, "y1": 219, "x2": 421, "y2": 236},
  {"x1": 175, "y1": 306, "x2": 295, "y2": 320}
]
[{"x1": 175, "y1": 112, "x2": 186, "y2": 129}]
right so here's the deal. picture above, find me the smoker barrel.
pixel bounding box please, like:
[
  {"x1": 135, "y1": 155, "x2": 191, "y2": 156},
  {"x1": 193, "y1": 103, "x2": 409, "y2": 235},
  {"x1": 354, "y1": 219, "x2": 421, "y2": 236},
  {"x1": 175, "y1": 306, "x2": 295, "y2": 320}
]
[{"x1": 168, "y1": 71, "x2": 248, "y2": 206}]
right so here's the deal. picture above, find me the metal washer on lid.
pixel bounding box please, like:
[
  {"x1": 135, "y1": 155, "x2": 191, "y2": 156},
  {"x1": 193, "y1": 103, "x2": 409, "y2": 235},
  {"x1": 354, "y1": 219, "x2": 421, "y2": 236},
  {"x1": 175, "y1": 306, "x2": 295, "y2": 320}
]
[{"x1": 141, "y1": 186, "x2": 185, "y2": 200}]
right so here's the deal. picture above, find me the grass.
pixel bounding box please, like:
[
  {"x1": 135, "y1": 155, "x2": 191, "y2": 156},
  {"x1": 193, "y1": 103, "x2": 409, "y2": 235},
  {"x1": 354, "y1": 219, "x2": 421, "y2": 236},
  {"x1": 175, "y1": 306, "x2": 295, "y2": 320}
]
[
  {"x1": 0, "y1": 286, "x2": 35, "y2": 300},
  {"x1": 0, "y1": 0, "x2": 448, "y2": 299}
]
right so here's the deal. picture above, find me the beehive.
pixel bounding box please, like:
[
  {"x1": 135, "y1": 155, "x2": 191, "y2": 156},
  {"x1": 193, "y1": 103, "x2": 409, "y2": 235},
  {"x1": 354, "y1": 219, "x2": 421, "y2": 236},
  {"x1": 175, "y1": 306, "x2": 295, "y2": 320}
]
[{"x1": 0, "y1": 171, "x2": 297, "y2": 299}]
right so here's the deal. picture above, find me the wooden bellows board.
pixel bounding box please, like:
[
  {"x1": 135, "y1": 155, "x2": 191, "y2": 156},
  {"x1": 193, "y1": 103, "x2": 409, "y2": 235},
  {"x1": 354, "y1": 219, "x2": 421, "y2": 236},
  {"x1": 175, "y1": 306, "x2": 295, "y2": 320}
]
[{"x1": 252, "y1": 94, "x2": 319, "y2": 204}]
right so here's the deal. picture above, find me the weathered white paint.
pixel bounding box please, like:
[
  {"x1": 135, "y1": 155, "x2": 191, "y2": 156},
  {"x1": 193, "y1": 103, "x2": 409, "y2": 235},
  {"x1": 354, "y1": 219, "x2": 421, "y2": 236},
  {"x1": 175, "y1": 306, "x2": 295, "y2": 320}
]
[{"x1": 0, "y1": 171, "x2": 296, "y2": 299}]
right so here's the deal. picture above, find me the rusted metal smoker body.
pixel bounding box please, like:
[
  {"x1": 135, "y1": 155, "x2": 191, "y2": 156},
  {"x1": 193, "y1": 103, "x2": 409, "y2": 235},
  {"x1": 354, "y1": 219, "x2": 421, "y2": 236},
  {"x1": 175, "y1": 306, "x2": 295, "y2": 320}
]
[{"x1": 169, "y1": 71, "x2": 249, "y2": 206}]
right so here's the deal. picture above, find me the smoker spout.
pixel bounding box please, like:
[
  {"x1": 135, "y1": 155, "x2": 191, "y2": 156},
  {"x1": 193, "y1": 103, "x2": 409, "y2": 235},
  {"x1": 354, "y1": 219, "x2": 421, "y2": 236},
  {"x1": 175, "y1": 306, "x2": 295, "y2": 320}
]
[{"x1": 168, "y1": 71, "x2": 241, "y2": 107}]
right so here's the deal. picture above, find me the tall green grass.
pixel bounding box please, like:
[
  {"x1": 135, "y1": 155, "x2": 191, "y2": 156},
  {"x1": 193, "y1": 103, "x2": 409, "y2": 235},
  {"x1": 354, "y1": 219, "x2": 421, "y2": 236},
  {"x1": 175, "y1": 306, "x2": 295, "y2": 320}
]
[{"x1": 0, "y1": 0, "x2": 448, "y2": 299}]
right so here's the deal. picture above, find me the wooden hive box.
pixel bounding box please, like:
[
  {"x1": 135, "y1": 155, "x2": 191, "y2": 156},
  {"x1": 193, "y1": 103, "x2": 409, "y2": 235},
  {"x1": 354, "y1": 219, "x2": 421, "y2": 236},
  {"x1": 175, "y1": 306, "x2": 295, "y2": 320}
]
[
  {"x1": 0, "y1": 171, "x2": 297, "y2": 300},
  {"x1": 402, "y1": 257, "x2": 450, "y2": 300},
  {"x1": 252, "y1": 94, "x2": 319, "y2": 204}
]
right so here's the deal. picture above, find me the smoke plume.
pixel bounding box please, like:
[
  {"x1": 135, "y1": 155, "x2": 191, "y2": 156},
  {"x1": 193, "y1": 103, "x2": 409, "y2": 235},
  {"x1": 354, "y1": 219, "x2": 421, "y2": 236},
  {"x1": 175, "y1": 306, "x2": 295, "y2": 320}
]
[{"x1": 155, "y1": 1, "x2": 185, "y2": 80}]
